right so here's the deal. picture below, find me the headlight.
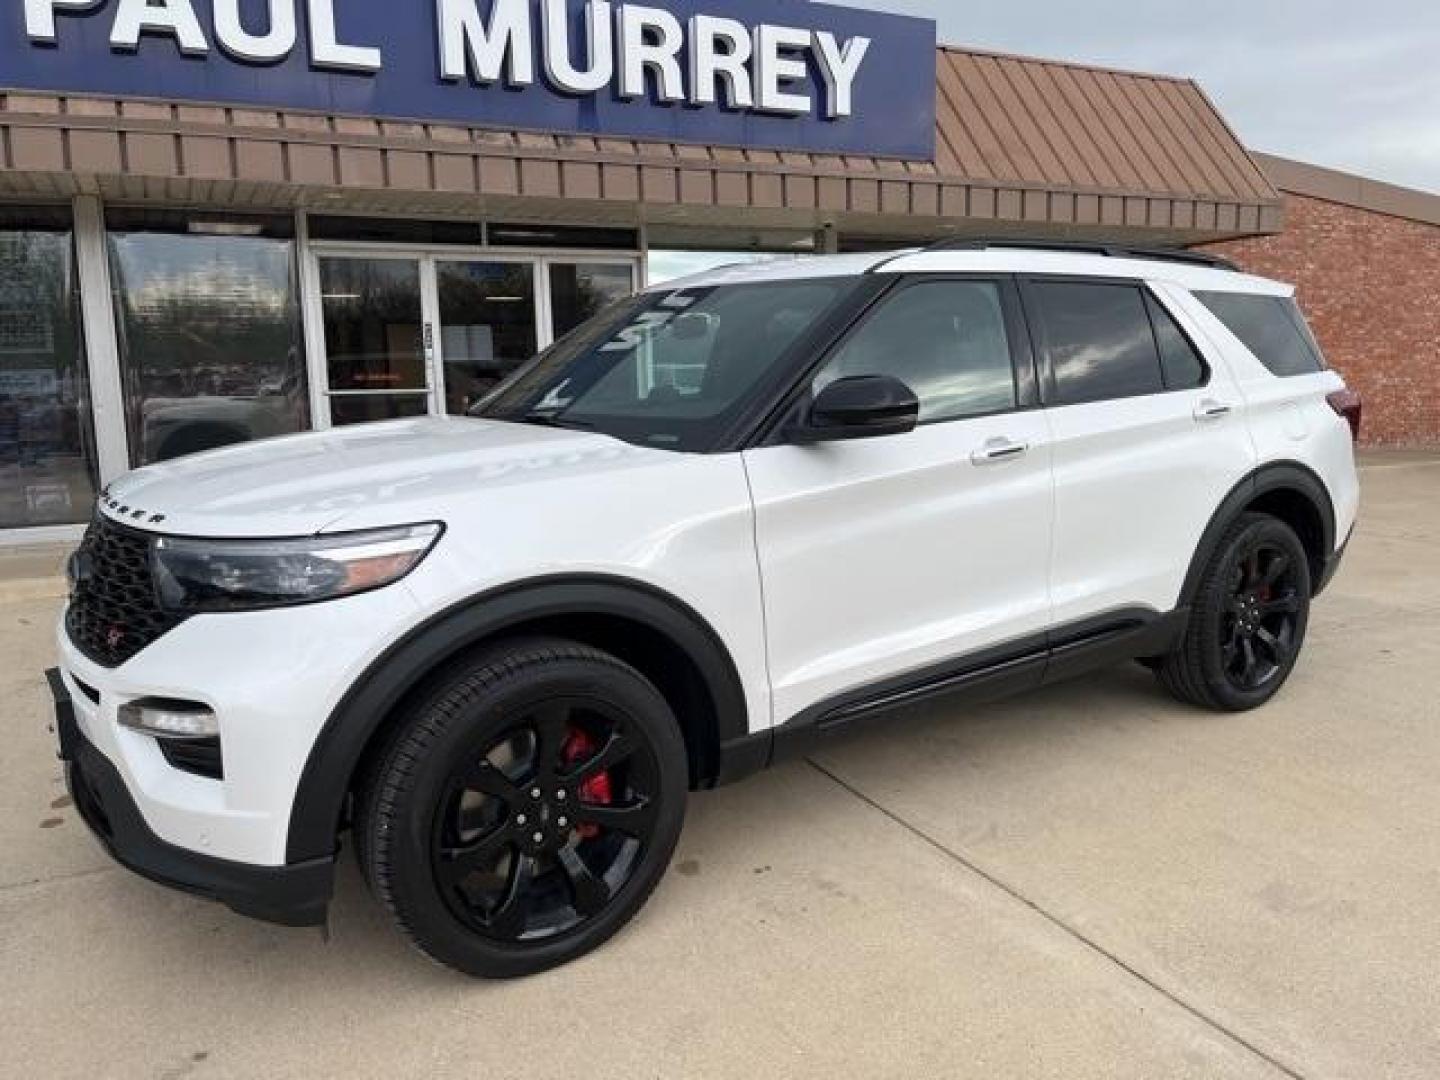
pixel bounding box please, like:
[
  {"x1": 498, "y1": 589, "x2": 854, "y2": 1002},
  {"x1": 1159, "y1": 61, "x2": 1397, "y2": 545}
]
[{"x1": 151, "y1": 523, "x2": 442, "y2": 613}]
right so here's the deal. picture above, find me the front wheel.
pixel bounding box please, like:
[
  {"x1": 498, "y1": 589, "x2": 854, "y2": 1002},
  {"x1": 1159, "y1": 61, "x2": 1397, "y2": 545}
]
[
  {"x1": 357, "y1": 638, "x2": 688, "y2": 977},
  {"x1": 1157, "y1": 513, "x2": 1312, "y2": 712}
]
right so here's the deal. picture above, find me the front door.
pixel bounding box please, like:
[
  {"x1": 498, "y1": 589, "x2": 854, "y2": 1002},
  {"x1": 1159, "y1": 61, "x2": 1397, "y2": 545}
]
[
  {"x1": 743, "y1": 276, "x2": 1055, "y2": 724},
  {"x1": 316, "y1": 254, "x2": 436, "y2": 426}
]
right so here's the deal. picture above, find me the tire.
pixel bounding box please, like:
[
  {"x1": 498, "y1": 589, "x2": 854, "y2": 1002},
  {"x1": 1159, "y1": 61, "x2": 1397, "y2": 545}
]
[
  {"x1": 356, "y1": 637, "x2": 688, "y2": 977},
  {"x1": 1157, "y1": 513, "x2": 1312, "y2": 712}
]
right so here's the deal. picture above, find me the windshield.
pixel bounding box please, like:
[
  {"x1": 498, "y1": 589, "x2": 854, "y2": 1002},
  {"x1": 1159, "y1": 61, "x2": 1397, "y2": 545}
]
[{"x1": 473, "y1": 278, "x2": 857, "y2": 451}]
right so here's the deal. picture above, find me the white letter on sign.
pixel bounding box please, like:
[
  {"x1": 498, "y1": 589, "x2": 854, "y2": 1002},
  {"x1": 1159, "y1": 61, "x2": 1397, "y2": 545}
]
[
  {"x1": 542, "y1": 0, "x2": 613, "y2": 95},
  {"x1": 24, "y1": 0, "x2": 104, "y2": 44},
  {"x1": 753, "y1": 24, "x2": 810, "y2": 115},
  {"x1": 110, "y1": 0, "x2": 209, "y2": 56},
  {"x1": 438, "y1": 0, "x2": 534, "y2": 86},
  {"x1": 616, "y1": 4, "x2": 685, "y2": 104},
  {"x1": 811, "y1": 32, "x2": 869, "y2": 119},
  {"x1": 307, "y1": 0, "x2": 381, "y2": 73},
  {"x1": 688, "y1": 14, "x2": 753, "y2": 109},
  {"x1": 214, "y1": 0, "x2": 298, "y2": 64}
]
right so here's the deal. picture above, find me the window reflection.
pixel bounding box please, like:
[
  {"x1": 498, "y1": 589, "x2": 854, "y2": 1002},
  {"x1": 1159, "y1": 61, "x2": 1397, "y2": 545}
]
[
  {"x1": 106, "y1": 211, "x2": 309, "y2": 465},
  {"x1": 816, "y1": 281, "x2": 1017, "y2": 423},
  {"x1": 549, "y1": 263, "x2": 636, "y2": 340},
  {"x1": 438, "y1": 261, "x2": 537, "y2": 415},
  {"x1": 319, "y1": 257, "x2": 427, "y2": 393},
  {"x1": 0, "y1": 206, "x2": 97, "y2": 528}
]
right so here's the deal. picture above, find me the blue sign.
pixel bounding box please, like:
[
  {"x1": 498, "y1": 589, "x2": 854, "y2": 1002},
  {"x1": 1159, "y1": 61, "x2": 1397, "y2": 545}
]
[{"x1": 4, "y1": 0, "x2": 937, "y2": 159}]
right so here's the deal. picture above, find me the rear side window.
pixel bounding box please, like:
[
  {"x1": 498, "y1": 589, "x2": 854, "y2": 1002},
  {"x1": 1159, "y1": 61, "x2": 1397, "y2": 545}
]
[
  {"x1": 1029, "y1": 281, "x2": 1164, "y2": 405},
  {"x1": 1193, "y1": 292, "x2": 1324, "y2": 377}
]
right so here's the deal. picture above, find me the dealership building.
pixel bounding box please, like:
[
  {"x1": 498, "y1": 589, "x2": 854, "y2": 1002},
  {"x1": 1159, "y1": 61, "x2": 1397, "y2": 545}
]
[{"x1": 0, "y1": 0, "x2": 1435, "y2": 543}]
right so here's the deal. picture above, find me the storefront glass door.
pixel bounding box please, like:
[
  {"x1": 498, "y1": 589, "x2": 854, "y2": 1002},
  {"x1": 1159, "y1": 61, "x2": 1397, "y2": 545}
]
[
  {"x1": 311, "y1": 249, "x2": 638, "y2": 428},
  {"x1": 435, "y1": 260, "x2": 537, "y2": 415},
  {"x1": 316, "y1": 254, "x2": 434, "y2": 426}
]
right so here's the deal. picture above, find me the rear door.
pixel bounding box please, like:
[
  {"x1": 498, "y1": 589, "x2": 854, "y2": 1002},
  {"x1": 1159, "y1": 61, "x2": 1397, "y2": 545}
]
[
  {"x1": 1021, "y1": 276, "x2": 1257, "y2": 627},
  {"x1": 743, "y1": 276, "x2": 1054, "y2": 724}
]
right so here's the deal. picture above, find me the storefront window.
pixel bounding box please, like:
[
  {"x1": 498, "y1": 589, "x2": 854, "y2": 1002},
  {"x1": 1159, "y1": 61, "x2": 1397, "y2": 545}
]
[
  {"x1": 549, "y1": 263, "x2": 636, "y2": 341},
  {"x1": 106, "y1": 211, "x2": 309, "y2": 465},
  {"x1": 0, "y1": 206, "x2": 97, "y2": 529}
]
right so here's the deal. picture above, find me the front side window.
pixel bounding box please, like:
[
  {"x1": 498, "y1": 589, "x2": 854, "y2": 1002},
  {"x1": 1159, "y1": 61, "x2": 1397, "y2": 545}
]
[
  {"x1": 1031, "y1": 281, "x2": 1164, "y2": 405},
  {"x1": 1194, "y1": 292, "x2": 1324, "y2": 377},
  {"x1": 107, "y1": 210, "x2": 309, "y2": 465},
  {"x1": 814, "y1": 281, "x2": 1017, "y2": 423},
  {"x1": 477, "y1": 278, "x2": 856, "y2": 451}
]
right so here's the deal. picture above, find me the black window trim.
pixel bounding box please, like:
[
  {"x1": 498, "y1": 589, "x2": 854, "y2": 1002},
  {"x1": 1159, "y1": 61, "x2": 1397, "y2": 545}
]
[
  {"x1": 749, "y1": 272, "x2": 1041, "y2": 448},
  {"x1": 1018, "y1": 274, "x2": 1213, "y2": 408},
  {"x1": 1141, "y1": 287, "x2": 1212, "y2": 393}
]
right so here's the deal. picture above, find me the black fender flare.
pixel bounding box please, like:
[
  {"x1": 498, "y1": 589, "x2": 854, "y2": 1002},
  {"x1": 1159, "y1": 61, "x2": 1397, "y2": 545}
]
[
  {"x1": 1179, "y1": 461, "x2": 1337, "y2": 607},
  {"x1": 284, "y1": 574, "x2": 750, "y2": 864}
]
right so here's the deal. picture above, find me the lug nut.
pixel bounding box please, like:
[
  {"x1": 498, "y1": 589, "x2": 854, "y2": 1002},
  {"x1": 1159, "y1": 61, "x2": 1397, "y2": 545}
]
[
  {"x1": 556, "y1": 790, "x2": 567, "y2": 801},
  {"x1": 515, "y1": 814, "x2": 527, "y2": 826},
  {"x1": 530, "y1": 787, "x2": 542, "y2": 799},
  {"x1": 557, "y1": 817, "x2": 569, "y2": 828},
  {"x1": 533, "y1": 832, "x2": 544, "y2": 843}
]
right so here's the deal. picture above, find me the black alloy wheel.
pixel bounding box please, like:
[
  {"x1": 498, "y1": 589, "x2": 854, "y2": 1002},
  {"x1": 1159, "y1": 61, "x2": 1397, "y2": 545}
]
[
  {"x1": 1156, "y1": 513, "x2": 1312, "y2": 711},
  {"x1": 358, "y1": 639, "x2": 687, "y2": 977},
  {"x1": 1221, "y1": 538, "x2": 1304, "y2": 692},
  {"x1": 431, "y1": 697, "x2": 659, "y2": 943}
]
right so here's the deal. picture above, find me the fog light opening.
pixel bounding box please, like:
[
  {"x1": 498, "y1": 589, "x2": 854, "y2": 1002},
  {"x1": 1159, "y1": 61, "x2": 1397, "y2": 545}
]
[{"x1": 118, "y1": 699, "x2": 219, "y2": 740}]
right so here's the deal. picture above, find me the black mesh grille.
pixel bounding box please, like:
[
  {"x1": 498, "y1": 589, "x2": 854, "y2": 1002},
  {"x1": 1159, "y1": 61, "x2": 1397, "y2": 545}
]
[{"x1": 65, "y1": 516, "x2": 186, "y2": 667}]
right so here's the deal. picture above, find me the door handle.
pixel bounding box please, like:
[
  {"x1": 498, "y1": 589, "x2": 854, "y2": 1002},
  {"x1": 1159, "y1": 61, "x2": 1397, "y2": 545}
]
[
  {"x1": 1194, "y1": 399, "x2": 1234, "y2": 422},
  {"x1": 971, "y1": 437, "x2": 1030, "y2": 465}
]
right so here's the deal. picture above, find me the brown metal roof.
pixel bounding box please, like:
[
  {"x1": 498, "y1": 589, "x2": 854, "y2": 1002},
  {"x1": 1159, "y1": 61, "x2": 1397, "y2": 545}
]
[
  {"x1": 934, "y1": 47, "x2": 1276, "y2": 204},
  {"x1": 0, "y1": 44, "x2": 1281, "y2": 245}
]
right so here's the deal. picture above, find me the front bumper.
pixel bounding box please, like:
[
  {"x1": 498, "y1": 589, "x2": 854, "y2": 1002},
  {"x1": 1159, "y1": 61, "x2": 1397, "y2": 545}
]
[{"x1": 47, "y1": 669, "x2": 333, "y2": 927}]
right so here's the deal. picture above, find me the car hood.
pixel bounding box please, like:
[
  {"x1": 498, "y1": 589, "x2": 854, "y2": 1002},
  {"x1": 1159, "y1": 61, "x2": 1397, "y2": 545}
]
[{"x1": 101, "y1": 417, "x2": 659, "y2": 537}]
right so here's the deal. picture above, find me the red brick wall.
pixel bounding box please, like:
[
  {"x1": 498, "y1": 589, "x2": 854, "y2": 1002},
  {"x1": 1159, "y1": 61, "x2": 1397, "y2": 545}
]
[{"x1": 1205, "y1": 193, "x2": 1440, "y2": 446}]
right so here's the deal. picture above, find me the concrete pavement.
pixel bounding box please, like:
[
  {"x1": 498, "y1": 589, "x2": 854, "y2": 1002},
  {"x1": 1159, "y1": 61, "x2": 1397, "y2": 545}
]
[{"x1": 3, "y1": 455, "x2": 1438, "y2": 1079}]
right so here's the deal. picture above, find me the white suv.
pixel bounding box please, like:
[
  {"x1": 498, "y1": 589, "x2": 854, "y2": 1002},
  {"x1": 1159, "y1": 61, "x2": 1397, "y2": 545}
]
[{"x1": 47, "y1": 242, "x2": 1360, "y2": 977}]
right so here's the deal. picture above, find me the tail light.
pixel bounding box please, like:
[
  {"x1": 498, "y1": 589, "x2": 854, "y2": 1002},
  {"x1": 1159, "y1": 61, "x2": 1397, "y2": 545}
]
[{"x1": 1327, "y1": 389, "x2": 1363, "y2": 442}]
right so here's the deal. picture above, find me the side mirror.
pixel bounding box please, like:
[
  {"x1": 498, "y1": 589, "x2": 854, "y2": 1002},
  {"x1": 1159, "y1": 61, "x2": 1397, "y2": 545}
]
[{"x1": 795, "y1": 375, "x2": 920, "y2": 444}]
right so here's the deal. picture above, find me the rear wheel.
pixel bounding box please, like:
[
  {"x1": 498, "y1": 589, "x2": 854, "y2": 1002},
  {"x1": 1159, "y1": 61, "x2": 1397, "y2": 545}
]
[
  {"x1": 1157, "y1": 513, "x2": 1312, "y2": 711},
  {"x1": 357, "y1": 638, "x2": 687, "y2": 977}
]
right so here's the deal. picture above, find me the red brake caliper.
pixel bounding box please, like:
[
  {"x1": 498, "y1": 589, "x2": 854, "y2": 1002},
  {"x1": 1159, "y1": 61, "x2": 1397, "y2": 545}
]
[{"x1": 561, "y1": 727, "x2": 613, "y2": 839}]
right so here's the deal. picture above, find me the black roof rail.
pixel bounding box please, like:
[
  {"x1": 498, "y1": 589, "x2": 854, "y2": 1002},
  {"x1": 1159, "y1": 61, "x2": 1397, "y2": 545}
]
[{"x1": 916, "y1": 237, "x2": 1238, "y2": 272}]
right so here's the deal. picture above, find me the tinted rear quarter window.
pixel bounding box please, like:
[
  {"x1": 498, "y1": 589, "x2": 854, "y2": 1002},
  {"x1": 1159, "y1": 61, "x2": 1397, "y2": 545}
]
[
  {"x1": 1145, "y1": 293, "x2": 1208, "y2": 391},
  {"x1": 1030, "y1": 281, "x2": 1164, "y2": 405},
  {"x1": 1194, "y1": 292, "x2": 1324, "y2": 377}
]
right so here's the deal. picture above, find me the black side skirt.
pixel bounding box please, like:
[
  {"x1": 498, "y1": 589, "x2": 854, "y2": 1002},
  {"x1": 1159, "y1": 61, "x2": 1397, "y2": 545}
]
[{"x1": 717, "y1": 608, "x2": 1188, "y2": 782}]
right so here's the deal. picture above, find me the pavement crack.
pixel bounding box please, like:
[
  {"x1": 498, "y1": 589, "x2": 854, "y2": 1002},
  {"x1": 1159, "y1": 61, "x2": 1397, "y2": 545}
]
[
  {"x1": 806, "y1": 756, "x2": 1310, "y2": 1080},
  {"x1": 0, "y1": 864, "x2": 118, "y2": 896}
]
